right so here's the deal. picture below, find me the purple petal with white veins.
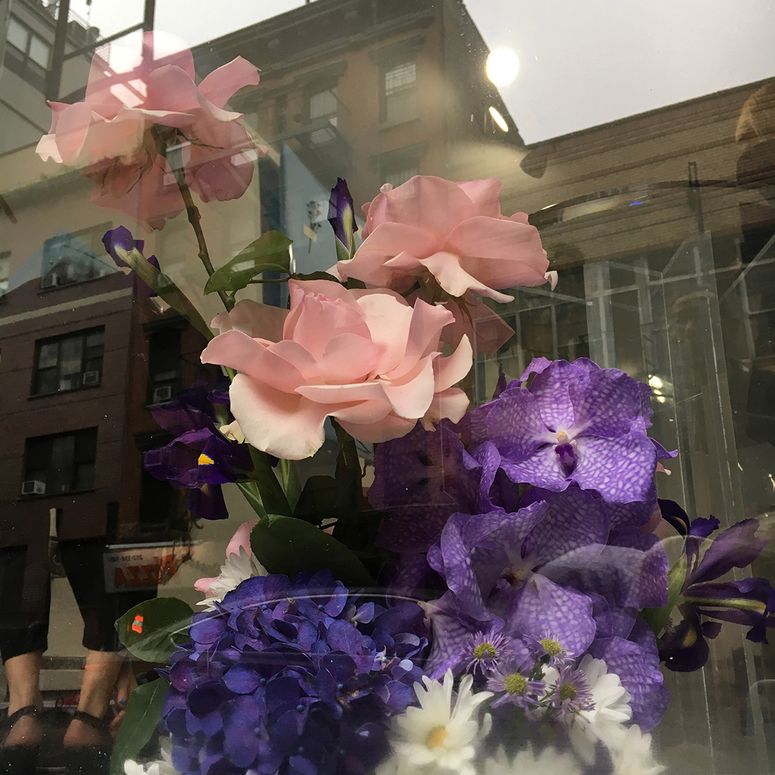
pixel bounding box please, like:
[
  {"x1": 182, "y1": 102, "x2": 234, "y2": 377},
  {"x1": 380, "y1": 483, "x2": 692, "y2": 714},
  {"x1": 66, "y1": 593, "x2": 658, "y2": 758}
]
[
  {"x1": 526, "y1": 359, "x2": 593, "y2": 431},
  {"x1": 590, "y1": 632, "x2": 668, "y2": 730},
  {"x1": 463, "y1": 387, "x2": 549, "y2": 454},
  {"x1": 500, "y1": 445, "x2": 569, "y2": 492},
  {"x1": 569, "y1": 365, "x2": 653, "y2": 438},
  {"x1": 424, "y1": 592, "x2": 492, "y2": 678},
  {"x1": 505, "y1": 574, "x2": 597, "y2": 657},
  {"x1": 571, "y1": 432, "x2": 657, "y2": 503},
  {"x1": 541, "y1": 542, "x2": 669, "y2": 609},
  {"x1": 522, "y1": 488, "x2": 612, "y2": 566}
]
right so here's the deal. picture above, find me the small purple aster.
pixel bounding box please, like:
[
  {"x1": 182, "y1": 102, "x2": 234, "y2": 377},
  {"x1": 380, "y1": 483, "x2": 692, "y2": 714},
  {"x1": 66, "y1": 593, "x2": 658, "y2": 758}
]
[
  {"x1": 526, "y1": 633, "x2": 573, "y2": 667},
  {"x1": 546, "y1": 663, "x2": 595, "y2": 719},
  {"x1": 465, "y1": 626, "x2": 523, "y2": 676},
  {"x1": 487, "y1": 661, "x2": 543, "y2": 709}
]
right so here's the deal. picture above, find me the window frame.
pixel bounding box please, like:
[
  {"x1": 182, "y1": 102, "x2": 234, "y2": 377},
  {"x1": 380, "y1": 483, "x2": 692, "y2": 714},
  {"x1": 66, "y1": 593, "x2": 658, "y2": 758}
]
[
  {"x1": 22, "y1": 427, "x2": 98, "y2": 497},
  {"x1": 380, "y1": 59, "x2": 418, "y2": 125},
  {"x1": 31, "y1": 327, "x2": 105, "y2": 397},
  {"x1": 4, "y1": 15, "x2": 51, "y2": 90}
]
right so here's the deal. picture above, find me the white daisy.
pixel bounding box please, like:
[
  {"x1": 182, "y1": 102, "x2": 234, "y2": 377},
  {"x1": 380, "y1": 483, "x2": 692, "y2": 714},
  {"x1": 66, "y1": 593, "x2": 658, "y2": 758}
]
[
  {"x1": 386, "y1": 670, "x2": 492, "y2": 775},
  {"x1": 606, "y1": 724, "x2": 665, "y2": 775},
  {"x1": 545, "y1": 656, "x2": 632, "y2": 764},
  {"x1": 197, "y1": 545, "x2": 266, "y2": 610},
  {"x1": 123, "y1": 738, "x2": 176, "y2": 775},
  {"x1": 481, "y1": 745, "x2": 582, "y2": 775}
]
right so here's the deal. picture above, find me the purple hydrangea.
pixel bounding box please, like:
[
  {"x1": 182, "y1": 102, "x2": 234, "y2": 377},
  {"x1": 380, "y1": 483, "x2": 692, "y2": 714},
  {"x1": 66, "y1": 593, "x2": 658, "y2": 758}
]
[
  {"x1": 460, "y1": 357, "x2": 666, "y2": 504},
  {"x1": 163, "y1": 571, "x2": 428, "y2": 775}
]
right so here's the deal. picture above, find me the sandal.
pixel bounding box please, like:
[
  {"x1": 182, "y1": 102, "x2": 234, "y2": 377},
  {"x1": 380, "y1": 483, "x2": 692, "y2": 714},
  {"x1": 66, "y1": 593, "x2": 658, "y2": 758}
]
[
  {"x1": 63, "y1": 710, "x2": 112, "y2": 775},
  {"x1": 0, "y1": 706, "x2": 41, "y2": 774}
]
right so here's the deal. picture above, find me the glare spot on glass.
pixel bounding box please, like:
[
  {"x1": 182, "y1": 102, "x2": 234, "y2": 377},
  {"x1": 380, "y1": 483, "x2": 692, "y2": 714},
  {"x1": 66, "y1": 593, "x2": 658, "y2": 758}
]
[
  {"x1": 488, "y1": 106, "x2": 509, "y2": 132},
  {"x1": 648, "y1": 374, "x2": 664, "y2": 390},
  {"x1": 486, "y1": 46, "x2": 520, "y2": 87}
]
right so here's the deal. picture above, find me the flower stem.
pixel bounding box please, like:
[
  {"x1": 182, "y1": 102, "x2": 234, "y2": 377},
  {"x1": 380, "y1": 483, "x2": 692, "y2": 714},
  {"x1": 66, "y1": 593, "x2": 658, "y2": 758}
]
[{"x1": 166, "y1": 142, "x2": 233, "y2": 311}]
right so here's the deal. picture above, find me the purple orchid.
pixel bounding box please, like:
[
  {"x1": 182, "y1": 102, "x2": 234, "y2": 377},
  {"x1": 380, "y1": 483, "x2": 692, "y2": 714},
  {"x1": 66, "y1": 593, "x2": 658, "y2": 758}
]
[
  {"x1": 660, "y1": 515, "x2": 775, "y2": 671},
  {"x1": 461, "y1": 357, "x2": 666, "y2": 504},
  {"x1": 424, "y1": 488, "x2": 667, "y2": 676},
  {"x1": 328, "y1": 177, "x2": 358, "y2": 260},
  {"x1": 144, "y1": 385, "x2": 251, "y2": 520}
]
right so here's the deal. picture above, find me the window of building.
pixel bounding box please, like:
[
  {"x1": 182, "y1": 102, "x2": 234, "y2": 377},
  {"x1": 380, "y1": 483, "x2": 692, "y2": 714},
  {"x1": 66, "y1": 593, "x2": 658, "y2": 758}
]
[
  {"x1": 382, "y1": 60, "x2": 417, "y2": 124},
  {"x1": 381, "y1": 160, "x2": 419, "y2": 189},
  {"x1": 308, "y1": 87, "x2": 338, "y2": 145},
  {"x1": 32, "y1": 328, "x2": 105, "y2": 396},
  {"x1": 0, "y1": 252, "x2": 9, "y2": 298},
  {"x1": 41, "y1": 224, "x2": 115, "y2": 289},
  {"x1": 23, "y1": 428, "x2": 98, "y2": 496},
  {"x1": 5, "y1": 16, "x2": 51, "y2": 90},
  {"x1": 148, "y1": 327, "x2": 182, "y2": 404}
]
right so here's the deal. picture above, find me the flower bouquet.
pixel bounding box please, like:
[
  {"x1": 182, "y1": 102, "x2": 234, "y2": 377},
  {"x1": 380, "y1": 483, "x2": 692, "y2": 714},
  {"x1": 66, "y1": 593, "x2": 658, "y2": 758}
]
[{"x1": 37, "y1": 43, "x2": 774, "y2": 775}]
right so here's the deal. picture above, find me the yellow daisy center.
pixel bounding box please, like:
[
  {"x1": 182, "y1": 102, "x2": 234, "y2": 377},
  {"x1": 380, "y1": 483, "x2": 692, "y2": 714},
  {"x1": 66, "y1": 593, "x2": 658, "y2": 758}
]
[{"x1": 425, "y1": 726, "x2": 448, "y2": 749}]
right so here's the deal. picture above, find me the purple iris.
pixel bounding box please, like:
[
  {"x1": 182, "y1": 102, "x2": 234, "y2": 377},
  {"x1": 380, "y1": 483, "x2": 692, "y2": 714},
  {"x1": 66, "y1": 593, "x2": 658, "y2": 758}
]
[
  {"x1": 460, "y1": 357, "x2": 666, "y2": 504},
  {"x1": 328, "y1": 177, "x2": 358, "y2": 259},
  {"x1": 144, "y1": 386, "x2": 251, "y2": 520},
  {"x1": 163, "y1": 571, "x2": 428, "y2": 775},
  {"x1": 102, "y1": 225, "x2": 160, "y2": 297},
  {"x1": 660, "y1": 515, "x2": 775, "y2": 671}
]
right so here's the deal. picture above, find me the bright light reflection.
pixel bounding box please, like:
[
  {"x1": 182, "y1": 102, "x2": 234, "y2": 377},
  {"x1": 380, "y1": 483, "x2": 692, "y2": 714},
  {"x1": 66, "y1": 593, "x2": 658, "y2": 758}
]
[
  {"x1": 486, "y1": 47, "x2": 520, "y2": 87},
  {"x1": 488, "y1": 106, "x2": 509, "y2": 132}
]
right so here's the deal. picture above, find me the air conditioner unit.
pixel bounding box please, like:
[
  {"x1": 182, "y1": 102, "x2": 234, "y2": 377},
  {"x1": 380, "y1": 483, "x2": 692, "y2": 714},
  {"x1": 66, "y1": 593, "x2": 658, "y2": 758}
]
[
  {"x1": 41, "y1": 272, "x2": 62, "y2": 289},
  {"x1": 151, "y1": 385, "x2": 174, "y2": 404},
  {"x1": 83, "y1": 370, "x2": 101, "y2": 386},
  {"x1": 21, "y1": 480, "x2": 46, "y2": 496}
]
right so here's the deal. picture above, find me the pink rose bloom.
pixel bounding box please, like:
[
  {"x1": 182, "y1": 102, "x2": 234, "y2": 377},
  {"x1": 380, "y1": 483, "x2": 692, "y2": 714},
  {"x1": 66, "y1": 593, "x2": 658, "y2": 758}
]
[
  {"x1": 201, "y1": 280, "x2": 473, "y2": 460},
  {"x1": 36, "y1": 34, "x2": 259, "y2": 228},
  {"x1": 335, "y1": 175, "x2": 551, "y2": 303}
]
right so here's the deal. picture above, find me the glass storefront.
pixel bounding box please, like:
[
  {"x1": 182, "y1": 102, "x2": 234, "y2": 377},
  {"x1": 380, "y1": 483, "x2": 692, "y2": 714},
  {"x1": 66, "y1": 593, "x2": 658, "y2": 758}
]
[{"x1": 1, "y1": 2, "x2": 773, "y2": 773}]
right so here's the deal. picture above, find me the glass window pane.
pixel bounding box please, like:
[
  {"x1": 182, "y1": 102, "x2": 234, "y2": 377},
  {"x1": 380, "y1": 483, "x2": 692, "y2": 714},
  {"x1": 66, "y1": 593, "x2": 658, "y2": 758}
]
[
  {"x1": 7, "y1": 18, "x2": 29, "y2": 53},
  {"x1": 309, "y1": 89, "x2": 337, "y2": 119},
  {"x1": 37, "y1": 341, "x2": 59, "y2": 369},
  {"x1": 28, "y1": 36, "x2": 50, "y2": 69}
]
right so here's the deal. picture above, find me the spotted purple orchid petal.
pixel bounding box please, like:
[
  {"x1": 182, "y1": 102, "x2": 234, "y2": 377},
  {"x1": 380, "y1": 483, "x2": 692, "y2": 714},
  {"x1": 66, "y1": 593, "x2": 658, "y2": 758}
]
[
  {"x1": 462, "y1": 357, "x2": 663, "y2": 504},
  {"x1": 590, "y1": 630, "x2": 668, "y2": 731}
]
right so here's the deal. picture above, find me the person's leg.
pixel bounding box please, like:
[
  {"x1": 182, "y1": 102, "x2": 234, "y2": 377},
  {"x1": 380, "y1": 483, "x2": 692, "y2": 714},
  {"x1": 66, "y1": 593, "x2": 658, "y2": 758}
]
[
  {"x1": 59, "y1": 538, "x2": 147, "y2": 748},
  {"x1": 3, "y1": 652, "x2": 43, "y2": 716},
  {"x1": 0, "y1": 544, "x2": 49, "y2": 751}
]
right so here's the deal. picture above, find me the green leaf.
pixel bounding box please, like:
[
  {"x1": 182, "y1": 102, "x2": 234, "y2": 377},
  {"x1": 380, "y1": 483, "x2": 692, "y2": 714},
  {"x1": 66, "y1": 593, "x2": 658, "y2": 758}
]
[
  {"x1": 293, "y1": 475, "x2": 339, "y2": 523},
  {"x1": 643, "y1": 552, "x2": 688, "y2": 636},
  {"x1": 205, "y1": 231, "x2": 292, "y2": 295},
  {"x1": 115, "y1": 597, "x2": 193, "y2": 663},
  {"x1": 279, "y1": 459, "x2": 302, "y2": 512},
  {"x1": 251, "y1": 514, "x2": 373, "y2": 586},
  {"x1": 110, "y1": 677, "x2": 169, "y2": 775}
]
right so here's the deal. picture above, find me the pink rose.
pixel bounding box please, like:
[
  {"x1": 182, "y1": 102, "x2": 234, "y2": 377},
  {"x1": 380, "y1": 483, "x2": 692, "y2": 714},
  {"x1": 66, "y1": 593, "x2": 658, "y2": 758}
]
[
  {"x1": 201, "y1": 280, "x2": 472, "y2": 460},
  {"x1": 335, "y1": 176, "x2": 551, "y2": 303},
  {"x1": 36, "y1": 34, "x2": 259, "y2": 227}
]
